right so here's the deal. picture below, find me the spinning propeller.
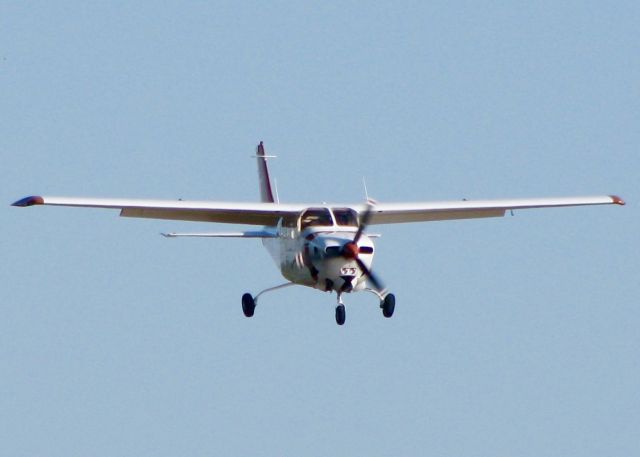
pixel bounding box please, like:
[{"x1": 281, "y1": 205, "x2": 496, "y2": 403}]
[{"x1": 333, "y1": 204, "x2": 385, "y2": 292}]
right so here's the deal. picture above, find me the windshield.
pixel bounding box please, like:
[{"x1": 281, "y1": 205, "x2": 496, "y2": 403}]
[
  {"x1": 300, "y1": 208, "x2": 333, "y2": 230},
  {"x1": 332, "y1": 208, "x2": 358, "y2": 227}
]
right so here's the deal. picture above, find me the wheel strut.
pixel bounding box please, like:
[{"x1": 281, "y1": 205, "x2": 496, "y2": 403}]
[{"x1": 241, "y1": 282, "x2": 296, "y2": 318}]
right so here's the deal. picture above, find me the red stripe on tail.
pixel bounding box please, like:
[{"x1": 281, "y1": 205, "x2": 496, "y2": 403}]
[{"x1": 256, "y1": 141, "x2": 275, "y2": 203}]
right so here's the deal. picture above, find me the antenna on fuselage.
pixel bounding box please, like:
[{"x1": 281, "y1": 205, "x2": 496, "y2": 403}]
[
  {"x1": 362, "y1": 177, "x2": 377, "y2": 204},
  {"x1": 274, "y1": 178, "x2": 280, "y2": 203},
  {"x1": 362, "y1": 177, "x2": 370, "y2": 202}
]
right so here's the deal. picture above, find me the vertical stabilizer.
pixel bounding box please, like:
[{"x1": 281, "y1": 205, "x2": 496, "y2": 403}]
[{"x1": 255, "y1": 141, "x2": 275, "y2": 203}]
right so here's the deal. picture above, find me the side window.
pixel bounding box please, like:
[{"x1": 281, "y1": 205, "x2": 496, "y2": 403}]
[
  {"x1": 332, "y1": 208, "x2": 358, "y2": 227},
  {"x1": 300, "y1": 208, "x2": 333, "y2": 230}
]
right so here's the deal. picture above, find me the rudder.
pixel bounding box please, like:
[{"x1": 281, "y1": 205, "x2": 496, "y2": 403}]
[{"x1": 255, "y1": 141, "x2": 275, "y2": 203}]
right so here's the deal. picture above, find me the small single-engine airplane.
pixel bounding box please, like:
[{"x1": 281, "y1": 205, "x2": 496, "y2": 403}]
[{"x1": 13, "y1": 142, "x2": 625, "y2": 324}]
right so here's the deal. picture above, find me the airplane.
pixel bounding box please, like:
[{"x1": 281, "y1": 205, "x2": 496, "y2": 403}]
[{"x1": 12, "y1": 142, "x2": 625, "y2": 325}]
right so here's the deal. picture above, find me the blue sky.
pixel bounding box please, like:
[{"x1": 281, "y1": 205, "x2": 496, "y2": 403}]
[{"x1": 2, "y1": 2, "x2": 638, "y2": 456}]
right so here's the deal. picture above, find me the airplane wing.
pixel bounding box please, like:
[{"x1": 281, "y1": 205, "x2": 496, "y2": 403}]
[
  {"x1": 364, "y1": 195, "x2": 625, "y2": 224},
  {"x1": 12, "y1": 194, "x2": 624, "y2": 226},
  {"x1": 11, "y1": 196, "x2": 306, "y2": 226}
]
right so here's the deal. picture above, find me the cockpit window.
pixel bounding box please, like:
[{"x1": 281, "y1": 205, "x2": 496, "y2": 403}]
[
  {"x1": 332, "y1": 208, "x2": 358, "y2": 227},
  {"x1": 300, "y1": 208, "x2": 333, "y2": 230}
]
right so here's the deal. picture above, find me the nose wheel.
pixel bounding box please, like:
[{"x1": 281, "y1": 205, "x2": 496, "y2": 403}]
[
  {"x1": 335, "y1": 304, "x2": 346, "y2": 325},
  {"x1": 334, "y1": 292, "x2": 346, "y2": 325}
]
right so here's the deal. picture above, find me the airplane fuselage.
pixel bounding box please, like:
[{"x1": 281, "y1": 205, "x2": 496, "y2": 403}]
[{"x1": 262, "y1": 210, "x2": 375, "y2": 294}]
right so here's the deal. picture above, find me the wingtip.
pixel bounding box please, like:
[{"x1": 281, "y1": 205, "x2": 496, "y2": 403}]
[
  {"x1": 12, "y1": 196, "x2": 44, "y2": 207},
  {"x1": 610, "y1": 195, "x2": 626, "y2": 205}
]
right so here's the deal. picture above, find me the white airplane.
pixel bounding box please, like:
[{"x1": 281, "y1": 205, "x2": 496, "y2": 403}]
[{"x1": 13, "y1": 142, "x2": 625, "y2": 325}]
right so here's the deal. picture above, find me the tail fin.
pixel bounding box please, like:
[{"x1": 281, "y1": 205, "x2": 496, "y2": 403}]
[{"x1": 255, "y1": 141, "x2": 276, "y2": 203}]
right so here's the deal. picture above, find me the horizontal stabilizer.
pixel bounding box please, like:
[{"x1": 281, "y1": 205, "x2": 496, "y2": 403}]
[{"x1": 161, "y1": 231, "x2": 278, "y2": 238}]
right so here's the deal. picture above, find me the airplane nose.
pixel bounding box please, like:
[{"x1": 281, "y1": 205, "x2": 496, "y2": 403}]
[{"x1": 342, "y1": 242, "x2": 359, "y2": 259}]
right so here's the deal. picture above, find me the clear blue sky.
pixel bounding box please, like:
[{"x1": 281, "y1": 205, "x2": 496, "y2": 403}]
[{"x1": 2, "y1": 2, "x2": 638, "y2": 456}]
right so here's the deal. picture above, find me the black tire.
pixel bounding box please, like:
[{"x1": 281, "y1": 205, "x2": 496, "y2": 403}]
[
  {"x1": 382, "y1": 293, "x2": 395, "y2": 318},
  {"x1": 242, "y1": 293, "x2": 255, "y2": 317},
  {"x1": 335, "y1": 304, "x2": 346, "y2": 326}
]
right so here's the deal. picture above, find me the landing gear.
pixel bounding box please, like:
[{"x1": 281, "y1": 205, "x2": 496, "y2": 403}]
[
  {"x1": 335, "y1": 292, "x2": 346, "y2": 325},
  {"x1": 335, "y1": 304, "x2": 346, "y2": 325},
  {"x1": 242, "y1": 293, "x2": 255, "y2": 317},
  {"x1": 241, "y1": 284, "x2": 393, "y2": 323},
  {"x1": 381, "y1": 293, "x2": 395, "y2": 318},
  {"x1": 241, "y1": 283, "x2": 296, "y2": 319},
  {"x1": 365, "y1": 288, "x2": 396, "y2": 319}
]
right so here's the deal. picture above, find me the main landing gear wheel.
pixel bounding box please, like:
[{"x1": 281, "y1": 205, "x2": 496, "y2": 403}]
[
  {"x1": 242, "y1": 293, "x2": 255, "y2": 317},
  {"x1": 381, "y1": 293, "x2": 395, "y2": 318},
  {"x1": 335, "y1": 304, "x2": 346, "y2": 326}
]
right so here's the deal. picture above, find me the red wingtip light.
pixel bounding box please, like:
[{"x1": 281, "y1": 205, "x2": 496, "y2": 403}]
[
  {"x1": 12, "y1": 196, "x2": 44, "y2": 207},
  {"x1": 610, "y1": 195, "x2": 625, "y2": 205}
]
